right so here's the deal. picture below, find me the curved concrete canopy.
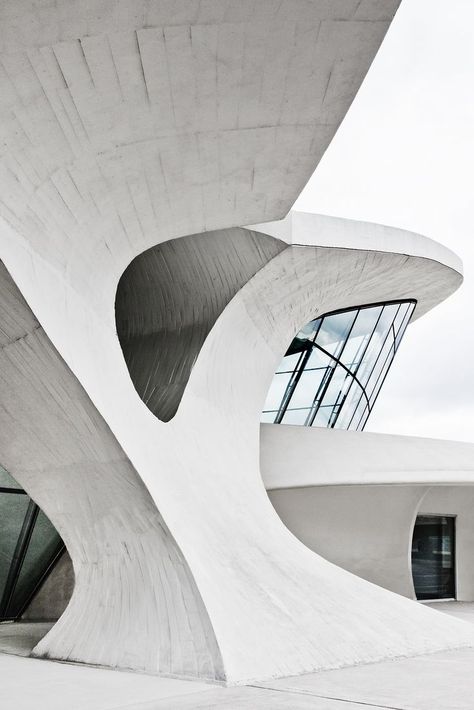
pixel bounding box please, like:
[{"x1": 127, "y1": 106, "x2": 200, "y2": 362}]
[
  {"x1": 261, "y1": 426, "x2": 474, "y2": 490},
  {"x1": 251, "y1": 211, "x2": 463, "y2": 319},
  {"x1": 0, "y1": 0, "x2": 400, "y2": 304},
  {"x1": 115, "y1": 213, "x2": 461, "y2": 423}
]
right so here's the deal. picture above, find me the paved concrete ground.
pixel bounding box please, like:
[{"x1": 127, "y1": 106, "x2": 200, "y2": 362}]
[
  {"x1": 427, "y1": 600, "x2": 474, "y2": 623},
  {"x1": 0, "y1": 621, "x2": 54, "y2": 656},
  {"x1": 2, "y1": 605, "x2": 474, "y2": 709}
]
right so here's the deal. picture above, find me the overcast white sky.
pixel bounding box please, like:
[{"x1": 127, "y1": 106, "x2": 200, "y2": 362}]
[{"x1": 294, "y1": 0, "x2": 474, "y2": 443}]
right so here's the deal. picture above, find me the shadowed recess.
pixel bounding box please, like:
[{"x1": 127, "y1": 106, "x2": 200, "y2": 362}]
[{"x1": 116, "y1": 228, "x2": 286, "y2": 421}]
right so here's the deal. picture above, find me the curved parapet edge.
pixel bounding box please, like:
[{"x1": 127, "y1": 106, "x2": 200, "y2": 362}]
[
  {"x1": 248, "y1": 211, "x2": 463, "y2": 320},
  {"x1": 261, "y1": 425, "x2": 474, "y2": 490}
]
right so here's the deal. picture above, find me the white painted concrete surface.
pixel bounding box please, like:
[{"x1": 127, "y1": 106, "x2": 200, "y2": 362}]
[
  {"x1": 0, "y1": 654, "x2": 213, "y2": 710},
  {"x1": 0, "y1": 0, "x2": 472, "y2": 685},
  {"x1": 268, "y1": 484, "x2": 425, "y2": 598},
  {"x1": 251, "y1": 210, "x2": 463, "y2": 280},
  {"x1": 264, "y1": 428, "x2": 474, "y2": 602},
  {"x1": 1, "y1": 229, "x2": 472, "y2": 681},
  {"x1": 262, "y1": 425, "x2": 474, "y2": 489},
  {"x1": 4, "y1": 633, "x2": 474, "y2": 710}
]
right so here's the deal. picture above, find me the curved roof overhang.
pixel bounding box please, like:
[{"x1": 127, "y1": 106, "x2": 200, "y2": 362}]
[
  {"x1": 248, "y1": 211, "x2": 463, "y2": 321},
  {"x1": 0, "y1": 2, "x2": 401, "y2": 294}
]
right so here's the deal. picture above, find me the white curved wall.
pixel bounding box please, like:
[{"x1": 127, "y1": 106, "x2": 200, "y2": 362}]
[
  {"x1": 268, "y1": 484, "x2": 425, "y2": 598},
  {"x1": 263, "y1": 427, "x2": 474, "y2": 603},
  {"x1": 268, "y1": 484, "x2": 474, "y2": 603}
]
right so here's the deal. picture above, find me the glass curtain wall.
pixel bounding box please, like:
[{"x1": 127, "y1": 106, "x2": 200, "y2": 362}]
[
  {"x1": 0, "y1": 466, "x2": 64, "y2": 621},
  {"x1": 262, "y1": 300, "x2": 416, "y2": 430}
]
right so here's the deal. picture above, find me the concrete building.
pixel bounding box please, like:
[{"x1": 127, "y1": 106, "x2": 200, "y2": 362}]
[{"x1": 1, "y1": 0, "x2": 474, "y2": 699}]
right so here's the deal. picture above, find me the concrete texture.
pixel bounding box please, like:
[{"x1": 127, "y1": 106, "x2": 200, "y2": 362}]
[
  {"x1": 0, "y1": 622, "x2": 53, "y2": 657},
  {"x1": 0, "y1": 0, "x2": 400, "y2": 280},
  {"x1": 263, "y1": 428, "x2": 474, "y2": 602},
  {"x1": 0, "y1": 653, "x2": 214, "y2": 710},
  {"x1": 2, "y1": 215, "x2": 474, "y2": 681},
  {"x1": 0, "y1": 0, "x2": 407, "y2": 678},
  {"x1": 253, "y1": 210, "x2": 463, "y2": 275},
  {"x1": 268, "y1": 484, "x2": 425, "y2": 598},
  {"x1": 269, "y1": 483, "x2": 474, "y2": 602},
  {"x1": 4, "y1": 640, "x2": 474, "y2": 710},
  {"x1": 427, "y1": 601, "x2": 474, "y2": 623},
  {"x1": 116, "y1": 228, "x2": 286, "y2": 421},
  {"x1": 22, "y1": 552, "x2": 74, "y2": 622},
  {"x1": 0, "y1": 260, "x2": 224, "y2": 680},
  {"x1": 0, "y1": 0, "x2": 472, "y2": 685},
  {"x1": 261, "y1": 425, "x2": 474, "y2": 489},
  {"x1": 4, "y1": 604, "x2": 474, "y2": 708},
  {"x1": 256, "y1": 647, "x2": 474, "y2": 710}
]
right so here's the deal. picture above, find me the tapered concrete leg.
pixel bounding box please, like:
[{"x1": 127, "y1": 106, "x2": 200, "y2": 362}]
[{"x1": 0, "y1": 261, "x2": 224, "y2": 679}]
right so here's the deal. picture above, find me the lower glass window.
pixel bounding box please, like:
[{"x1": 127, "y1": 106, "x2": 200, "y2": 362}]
[
  {"x1": 412, "y1": 515, "x2": 455, "y2": 601},
  {"x1": 0, "y1": 466, "x2": 64, "y2": 620}
]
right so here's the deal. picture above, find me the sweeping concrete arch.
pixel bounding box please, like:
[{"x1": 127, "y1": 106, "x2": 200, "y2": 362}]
[
  {"x1": 2, "y1": 210, "x2": 474, "y2": 682},
  {"x1": 0, "y1": 259, "x2": 224, "y2": 679}
]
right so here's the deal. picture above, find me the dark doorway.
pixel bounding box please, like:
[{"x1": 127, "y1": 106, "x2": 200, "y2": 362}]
[{"x1": 412, "y1": 515, "x2": 455, "y2": 601}]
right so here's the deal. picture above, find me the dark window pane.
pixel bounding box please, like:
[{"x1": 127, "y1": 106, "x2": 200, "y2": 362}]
[
  {"x1": 5, "y1": 509, "x2": 63, "y2": 618},
  {"x1": 412, "y1": 515, "x2": 455, "y2": 600},
  {"x1": 0, "y1": 493, "x2": 30, "y2": 598}
]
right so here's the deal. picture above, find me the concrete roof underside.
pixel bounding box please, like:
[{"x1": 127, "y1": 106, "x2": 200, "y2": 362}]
[{"x1": 0, "y1": 0, "x2": 400, "y2": 293}]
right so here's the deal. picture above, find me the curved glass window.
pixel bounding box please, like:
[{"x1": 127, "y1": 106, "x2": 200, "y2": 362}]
[
  {"x1": 262, "y1": 300, "x2": 416, "y2": 431},
  {"x1": 0, "y1": 466, "x2": 64, "y2": 621}
]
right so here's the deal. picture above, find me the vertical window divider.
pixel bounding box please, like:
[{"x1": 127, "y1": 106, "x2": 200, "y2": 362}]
[
  {"x1": 306, "y1": 313, "x2": 358, "y2": 427},
  {"x1": 275, "y1": 318, "x2": 323, "y2": 423}
]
